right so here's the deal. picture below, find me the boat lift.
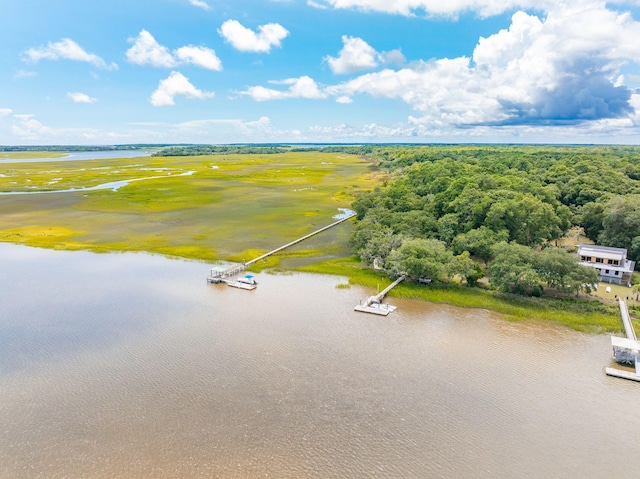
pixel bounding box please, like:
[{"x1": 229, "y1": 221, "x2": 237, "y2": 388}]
[{"x1": 605, "y1": 300, "x2": 640, "y2": 382}]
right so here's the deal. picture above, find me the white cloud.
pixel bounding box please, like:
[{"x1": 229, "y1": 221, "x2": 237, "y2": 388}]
[
  {"x1": 242, "y1": 76, "x2": 327, "y2": 101},
  {"x1": 307, "y1": 0, "x2": 328, "y2": 8},
  {"x1": 13, "y1": 69, "x2": 37, "y2": 80},
  {"x1": 336, "y1": 95, "x2": 353, "y2": 104},
  {"x1": 0, "y1": 109, "x2": 12, "y2": 117},
  {"x1": 325, "y1": 36, "x2": 405, "y2": 75},
  {"x1": 379, "y1": 49, "x2": 406, "y2": 66},
  {"x1": 218, "y1": 20, "x2": 289, "y2": 53},
  {"x1": 150, "y1": 71, "x2": 214, "y2": 106},
  {"x1": 174, "y1": 46, "x2": 222, "y2": 71},
  {"x1": 325, "y1": 36, "x2": 379, "y2": 74},
  {"x1": 245, "y1": 2, "x2": 640, "y2": 130},
  {"x1": 11, "y1": 114, "x2": 55, "y2": 139},
  {"x1": 188, "y1": 0, "x2": 211, "y2": 10},
  {"x1": 22, "y1": 38, "x2": 117, "y2": 70},
  {"x1": 68, "y1": 92, "x2": 97, "y2": 104},
  {"x1": 309, "y1": 0, "x2": 560, "y2": 17},
  {"x1": 126, "y1": 30, "x2": 222, "y2": 70},
  {"x1": 126, "y1": 30, "x2": 178, "y2": 67}
]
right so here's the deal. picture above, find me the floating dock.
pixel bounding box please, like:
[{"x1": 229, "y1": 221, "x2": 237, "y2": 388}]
[
  {"x1": 355, "y1": 275, "x2": 406, "y2": 316},
  {"x1": 226, "y1": 280, "x2": 257, "y2": 291},
  {"x1": 606, "y1": 300, "x2": 640, "y2": 382}
]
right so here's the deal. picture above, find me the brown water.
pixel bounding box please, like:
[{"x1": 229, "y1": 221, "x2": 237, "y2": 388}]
[{"x1": 1, "y1": 244, "x2": 639, "y2": 478}]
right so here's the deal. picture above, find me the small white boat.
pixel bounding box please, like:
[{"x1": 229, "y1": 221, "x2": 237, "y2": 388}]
[{"x1": 237, "y1": 274, "x2": 258, "y2": 285}]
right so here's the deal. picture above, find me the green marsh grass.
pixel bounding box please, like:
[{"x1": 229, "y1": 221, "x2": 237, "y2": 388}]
[
  {"x1": 0, "y1": 152, "x2": 377, "y2": 263},
  {"x1": 296, "y1": 256, "x2": 629, "y2": 334}
]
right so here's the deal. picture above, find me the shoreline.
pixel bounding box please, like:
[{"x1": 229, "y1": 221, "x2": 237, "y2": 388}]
[{"x1": 0, "y1": 239, "x2": 630, "y2": 334}]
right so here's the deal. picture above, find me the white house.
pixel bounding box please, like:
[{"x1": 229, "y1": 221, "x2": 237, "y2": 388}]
[{"x1": 577, "y1": 244, "x2": 635, "y2": 287}]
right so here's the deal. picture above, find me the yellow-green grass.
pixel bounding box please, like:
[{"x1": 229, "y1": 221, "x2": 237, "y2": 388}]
[
  {"x1": 0, "y1": 151, "x2": 67, "y2": 159},
  {"x1": 296, "y1": 256, "x2": 632, "y2": 334},
  {"x1": 0, "y1": 152, "x2": 378, "y2": 263}
]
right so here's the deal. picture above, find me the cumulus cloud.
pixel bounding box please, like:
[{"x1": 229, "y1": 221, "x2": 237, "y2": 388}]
[
  {"x1": 68, "y1": 92, "x2": 97, "y2": 104},
  {"x1": 218, "y1": 20, "x2": 289, "y2": 53},
  {"x1": 127, "y1": 30, "x2": 177, "y2": 67},
  {"x1": 325, "y1": 36, "x2": 379, "y2": 74},
  {"x1": 22, "y1": 38, "x2": 117, "y2": 70},
  {"x1": 150, "y1": 71, "x2": 214, "y2": 106},
  {"x1": 325, "y1": 36, "x2": 406, "y2": 74},
  {"x1": 174, "y1": 46, "x2": 222, "y2": 70},
  {"x1": 0, "y1": 108, "x2": 12, "y2": 117},
  {"x1": 241, "y1": 76, "x2": 326, "y2": 101},
  {"x1": 246, "y1": 2, "x2": 640, "y2": 129},
  {"x1": 336, "y1": 95, "x2": 353, "y2": 104},
  {"x1": 11, "y1": 114, "x2": 55, "y2": 139},
  {"x1": 127, "y1": 30, "x2": 222, "y2": 70},
  {"x1": 188, "y1": 0, "x2": 211, "y2": 10}
]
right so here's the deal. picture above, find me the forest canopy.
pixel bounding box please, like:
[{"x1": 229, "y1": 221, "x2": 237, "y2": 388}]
[{"x1": 347, "y1": 145, "x2": 640, "y2": 296}]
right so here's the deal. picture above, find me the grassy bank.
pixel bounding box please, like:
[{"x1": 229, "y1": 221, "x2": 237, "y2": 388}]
[{"x1": 296, "y1": 256, "x2": 631, "y2": 334}]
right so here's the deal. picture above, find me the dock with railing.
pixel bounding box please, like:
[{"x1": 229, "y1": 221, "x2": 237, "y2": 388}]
[
  {"x1": 354, "y1": 274, "x2": 407, "y2": 316},
  {"x1": 207, "y1": 212, "x2": 356, "y2": 290},
  {"x1": 605, "y1": 300, "x2": 640, "y2": 382}
]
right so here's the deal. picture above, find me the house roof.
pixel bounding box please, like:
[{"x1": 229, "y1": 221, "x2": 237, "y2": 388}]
[{"x1": 577, "y1": 244, "x2": 627, "y2": 261}]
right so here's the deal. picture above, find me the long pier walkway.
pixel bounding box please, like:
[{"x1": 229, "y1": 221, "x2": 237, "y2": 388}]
[
  {"x1": 619, "y1": 299, "x2": 637, "y2": 341},
  {"x1": 207, "y1": 212, "x2": 356, "y2": 284},
  {"x1": 354, "y1": 274, "x2": 407, "y2": 316}
]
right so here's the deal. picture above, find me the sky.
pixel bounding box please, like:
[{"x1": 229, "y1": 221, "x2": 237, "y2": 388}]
[{"x1": 2, "y1": 0, "x2": 640, "y2": 145}]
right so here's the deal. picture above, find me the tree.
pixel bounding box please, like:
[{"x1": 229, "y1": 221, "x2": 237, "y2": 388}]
[
  {"x1": 350, "y1": 221, "x2": 402, "y2": 266},
  {"x1": 598, "y1": 195, "x2": 640, "y2": 264},
  {"x1": 452, "y1": 227, "x2": 509, "y2": 262},
  {"x1": 580, "y1": 201, "x2": 606, "y2": 243},
  {"x1": 386, "y1": 238, "x2": 454, "y2": 281},
  {"x1": 533, "y1": 247, "x2": 598, "y2": 295},
  {"x1": 450, "y1": 251, "x2": 484, "y2": 286},
  {"x1": 488, "y1": 242, "x2": 543, "y2": 296}
]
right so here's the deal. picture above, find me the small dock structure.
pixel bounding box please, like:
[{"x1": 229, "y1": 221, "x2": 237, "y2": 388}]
[
  {"x1": 605, "y1": 300, "x2": 640, "y2": 382},
  {"x1": 355, "y1": 274, "x2": 406, "y2": 316},
  {"x1": 207, "y1": 212, "x2": 356, "y2": 290}
]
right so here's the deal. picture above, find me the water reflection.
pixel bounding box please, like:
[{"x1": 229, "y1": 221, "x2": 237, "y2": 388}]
[{"x1": 0, "y1": 243, "x2": 638, "y2": 478}]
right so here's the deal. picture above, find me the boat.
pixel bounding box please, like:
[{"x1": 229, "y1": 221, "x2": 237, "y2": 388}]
[{"x1": 237, "y1": 274, "x2": 258, "y2": 285}]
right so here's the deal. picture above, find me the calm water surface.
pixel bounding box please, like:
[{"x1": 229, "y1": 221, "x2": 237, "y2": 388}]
[
  {"x1": 0, "y1": 150, "x2": 152, "y2": 164},
  {"x1": 0, "y1": 243, "x2": 638, "y2": 478}
]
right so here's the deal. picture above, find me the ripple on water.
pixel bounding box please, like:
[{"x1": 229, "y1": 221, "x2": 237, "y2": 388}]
[{"x1": 0, "y1": 244, "x2": 639, "y2": 478}]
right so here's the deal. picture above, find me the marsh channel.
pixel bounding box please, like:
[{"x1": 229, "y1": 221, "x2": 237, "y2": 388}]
[{"x1": 1, "y1": 242, "x2": 639, "y2": 478}]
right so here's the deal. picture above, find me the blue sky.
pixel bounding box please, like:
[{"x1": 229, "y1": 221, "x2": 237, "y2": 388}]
[{"x1": 2, "y1": 0, "x2": 640, "y2": 145}]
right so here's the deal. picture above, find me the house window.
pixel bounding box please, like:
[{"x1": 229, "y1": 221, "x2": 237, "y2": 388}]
[
  {"x1": 581, "y1": 256, "x2": 587, "y2": 261},
  {"x1": 596, "y1": 258, "x2": 603, "y2": 263},
  {"x1": 612, "y1": 260, "x2": 619, "y2": 266},
  {"x1": 614, "y1": 271, "x2": 619, "y2": 276},
  {"x1": 605, "y1": 269, "x2": 610, "y2": 274}
]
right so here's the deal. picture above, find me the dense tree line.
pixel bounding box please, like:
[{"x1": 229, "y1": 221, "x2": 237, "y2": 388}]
[
  {"x1": 0, "y1": 145, "x2": 154, "y2": 152},
  {"x1": 350, "y1": 145, "x2": 640, "y2": 296},
  {"x1": 153, "y1": 145, "x2": 291, "y2": 156}
]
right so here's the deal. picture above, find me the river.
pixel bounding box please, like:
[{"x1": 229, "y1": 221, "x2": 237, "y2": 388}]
[
  {"x1": 0, "y1": 150, "x2": 153, "y2": 164},
  {"x1": 0, "y1": 243, "x2": 638, "y2": 478}
]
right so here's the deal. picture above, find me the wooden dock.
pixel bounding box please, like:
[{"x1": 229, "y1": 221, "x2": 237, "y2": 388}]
[
  {"x1": 354, "y1": 274, "x2": 406, "y2": 316},
  {"x1": 207, "y1": 212, "x2": 356, "y2": 289}
]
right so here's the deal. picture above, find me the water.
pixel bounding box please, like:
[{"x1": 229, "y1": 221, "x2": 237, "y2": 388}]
[
  {"x1": 0, "y1": 170, "x2": 196, "y2": 196},
  {"x1": 0, "y1": 150, "x2": 153, "y2": 164},
  {"x1": 0, "y1": 243, "x2": 639, "y2": 478}
]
